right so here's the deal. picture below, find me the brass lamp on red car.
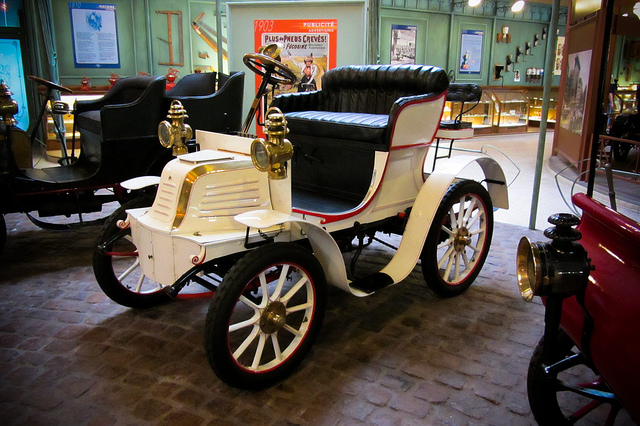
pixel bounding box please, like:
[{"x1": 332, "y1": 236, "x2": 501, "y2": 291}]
[{"x1": 516, "y1": 214, "x2": 592, "y2": 301}]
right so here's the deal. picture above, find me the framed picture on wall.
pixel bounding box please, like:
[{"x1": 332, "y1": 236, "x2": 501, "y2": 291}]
[
  {"x1": 560, "y1": 50, "x2": 592, "y2": 135},
  {"x1": 390, "y1": 24, "x2": 417, "y2": 65},
  {"x1": 554, "y1": 36, "x2": 565, "y2": 75},
  {"x1": 459, "y1": 29, "x2": 483, "y2": 75},
  {"x1": 69, "y1": 3, "x2": 120, "y2": 68}
]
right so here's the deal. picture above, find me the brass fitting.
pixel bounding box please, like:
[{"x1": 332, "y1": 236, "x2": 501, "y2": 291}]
[
  {"x1": 0, "y1": 81, "x2": 19, "y2": 126},
  {"x1": 158, "y1": 100, "x2": 193, "y2": 156},
  {"x1": 250, "y1": 107, "x2": 293, "y2": 180},
  {"x1": 258, "y1": 43, "x2": 283, "y2": 61}
]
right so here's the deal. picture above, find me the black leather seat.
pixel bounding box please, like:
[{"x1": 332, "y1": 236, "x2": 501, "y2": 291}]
[
  {"x1": 439, "y1": 83, "x2": 482, "y2": 130},
  {"x1": 272, "y1": 64, "x2": 449, "y2": 150},
  {"x1": 164, "y1": 72, "x2": 245, "y2": 134},
  {"x1": 75, "y1": 76, "x2": 167, "y2": 139},
  {"x1": 282, "y1": 111, "x2": 389, "y2": 149},
  {"x1": 165, "y1": 72, "x2": 217, "y2": 97},
  {"x1": 74, "y1": 75, "x2": 169, "y2": 181},
  {"x1": 271, "y1": 64, "x2": 449, "y2": 204}
]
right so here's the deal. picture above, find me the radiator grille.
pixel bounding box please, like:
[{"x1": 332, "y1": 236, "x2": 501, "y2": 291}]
[
  {"x1": 151, "y1": 181, "x2": 179, "y2": 222},
  {"x1": 196, "y1": 180, "x2": 262, "y2": 218}
]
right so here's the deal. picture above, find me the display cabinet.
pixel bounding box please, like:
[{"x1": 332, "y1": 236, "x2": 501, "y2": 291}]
[
  {"x1": 441, "y1": 92, "x2": 493, "y2": 135},
  {"x1": 441, "y1": 102, "x2": 453, "y2": 122},
  {"x1": 616, "y1": 86, "x2": 638, "y2": 114},
  {"x1": 525, "y1": 88, "x2": 558, "y2": 129},
  {"x1": 490, "y1": 89, "x2": 528, "y2": 133}
]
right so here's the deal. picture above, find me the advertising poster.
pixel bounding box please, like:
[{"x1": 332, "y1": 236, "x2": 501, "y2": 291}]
[
  {"x1": 391, "y1": 24, "x2": 417, "y2": 65},
  {"x1": 459, "y1": 29, "x2": 483, "y2": 75},
  {"x1": 254, "y1": 19, "x2": 337, "y2": 97},
  {"x1": 554, "y1": 36, "x2": 565, "y2": 75},
  {"x1": 560, "y1": 50, "x2": 592, "y2": 134},
  {"x1": 69, "y1": 3, "x2": 120, "y2": 68}
]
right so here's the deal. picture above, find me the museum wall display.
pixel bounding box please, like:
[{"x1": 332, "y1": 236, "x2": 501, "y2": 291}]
[
  {"x1": 8, "y1": 0, "x2": 573, "y2": 134},
  {"x1": 552, "y1": 0, "x2": 640, "y2": 172}
]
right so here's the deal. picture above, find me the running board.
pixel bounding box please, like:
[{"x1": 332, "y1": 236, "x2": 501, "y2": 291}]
[
  {"x1": 349, "y1": 272, "x2": 394, "y2": 294},
  {"x1": 26, "y1": 212, "x2": 106, "y2": 231}
]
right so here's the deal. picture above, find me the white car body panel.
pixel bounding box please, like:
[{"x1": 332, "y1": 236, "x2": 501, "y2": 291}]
[{"x1": 124, "y1": 93, "x2": 508, "y2": 293}]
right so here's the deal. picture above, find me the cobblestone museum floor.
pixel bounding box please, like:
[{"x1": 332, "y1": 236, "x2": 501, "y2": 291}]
[{"x1": 0, "y1": 210, "x2": 634, "y2": 425}]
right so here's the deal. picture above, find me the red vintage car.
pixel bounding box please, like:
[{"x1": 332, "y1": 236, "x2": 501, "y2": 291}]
[{"x1": 517, "y1": 192, "x2": 640, "y2": 424}]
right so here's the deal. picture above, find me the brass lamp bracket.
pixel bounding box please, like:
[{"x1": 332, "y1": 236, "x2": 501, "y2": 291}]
[{"x1": 158, "y1": 100, "x2": 193, "y2": 156}]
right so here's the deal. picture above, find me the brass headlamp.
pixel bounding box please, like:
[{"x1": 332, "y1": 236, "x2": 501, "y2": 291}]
[
  {"x1": 158, "y1": 100, "x2": 193, "y2": 156},
  {"x1": 250, "y1": 107, "x2": 293, "y2": 179},
  {"x1": 258, "y1": 43, "x2": 283, "y2": 61},
  {"x1": 0, "y1": 80, "x2": 19, "y2": 125},
  {"x1": 516, "y1": 213, "x2": 592, "y2": 301}
]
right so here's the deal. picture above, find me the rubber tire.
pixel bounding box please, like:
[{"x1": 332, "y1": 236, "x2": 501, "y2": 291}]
[
  {"x1": 205, "y1": 242, "x2": 327, "y2": 390},
  {"x1": 421, "y1": 180, "x2": 493, "y2": 297},
  {"x1": 93, "y1": 197, "x2": 170, "y2": 308},
  {"x1": 612, "y1": 141, "x2": 631, "y2": 162},
  {"x1": 527, "y1": 330, "x2": 577, "y2": 425}
]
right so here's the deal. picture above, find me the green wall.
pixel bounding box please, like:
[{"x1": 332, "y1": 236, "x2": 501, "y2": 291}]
[
  {"x1": 49, "y1": 0, "x2": 566, "y2": 88},
  {"x1": 51, "y1": 0, "x2": 226, "y2": 87},
  {"x1": 379, "y1": 0, "x2": 566, "y2": 86}
]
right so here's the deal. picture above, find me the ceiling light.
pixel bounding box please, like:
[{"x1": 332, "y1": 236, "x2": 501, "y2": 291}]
[
  {"x1": 512, "y1": 0, "x2": 525, "y2": 12},
  {"x1": 468, "y1": 0, "x2": 482, "y2": 7}
]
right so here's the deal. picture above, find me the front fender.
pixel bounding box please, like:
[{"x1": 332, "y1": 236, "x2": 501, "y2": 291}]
[
  {"x1": 120, "y1": 176, "x2": 162, "y2": 191},
  {"x1": 234, "y1": 210, "x2": 365, "y2": 296}
]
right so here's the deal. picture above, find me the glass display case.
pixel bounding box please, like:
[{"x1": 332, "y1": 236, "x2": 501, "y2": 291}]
[
  {"x1": 490, "y1": 90, "x2": 528, "y2": 133},
  {"x1": 525, "y1": 88, "x2": 558, "y2": 129},
  {"x1": 441, "y1": 102, "x2": 453, "y2": 122},
  {"x1": 616, "y1": 86, "x2": 638, "y2": 114},
  {"x1": 441, "y1": 92, "x2": 493, "y2": 135}
]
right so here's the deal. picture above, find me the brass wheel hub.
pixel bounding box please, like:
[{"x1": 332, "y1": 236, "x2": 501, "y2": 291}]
[
  {"x1": 454, "y1": 227, "x2": 471, "y2": 252},
  {"x1": 260, "y1": 301, "x2": 287, "y2": 334}
]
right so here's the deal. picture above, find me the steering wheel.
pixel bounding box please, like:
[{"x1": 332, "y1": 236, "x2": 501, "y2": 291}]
[
  {"x1": 28, "y1": 75, "x2": 73, "y2": 94},
  {"x1": 243, "y1": 53, "x2": 297, "y2": 86}
]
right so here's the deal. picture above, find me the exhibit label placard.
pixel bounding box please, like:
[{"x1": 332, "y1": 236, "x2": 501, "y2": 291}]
[
  {"x1": 69, "y1": 2, "x2": 120, "y2": 68},
  {"x1": 459, "y1": 29, "x2": 483, "y2": 75}
]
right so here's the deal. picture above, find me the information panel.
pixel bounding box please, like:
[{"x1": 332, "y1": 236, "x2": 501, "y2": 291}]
[
  {"x1": 69, "y1": 3, "x2": 120, "y2": 68},
  {"x1": 459, "y1": 29, "x2": 483, "y2": 75}
]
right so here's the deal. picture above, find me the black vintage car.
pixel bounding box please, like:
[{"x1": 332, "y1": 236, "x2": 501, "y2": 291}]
[
  {"x1": 608, "y1": 112, "x2": 640, "y2": 161},
  {"x1": 0, "y1": 72, "x2": 244, "y2": 253}
]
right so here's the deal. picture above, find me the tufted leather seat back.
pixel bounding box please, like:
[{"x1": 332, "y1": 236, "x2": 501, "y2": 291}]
[
  {"x1": 319, "y1": 64, "x2": 449, "y2": 114},
  {"x1": 106, "y1": 76, "x2": 162, "y2": 105},
  {"x1": 446, "y1": 83, "x2": 482, "y2": 103},
  {"x1": 165, "y1": 72, "x2": 217, "y2": 97}
]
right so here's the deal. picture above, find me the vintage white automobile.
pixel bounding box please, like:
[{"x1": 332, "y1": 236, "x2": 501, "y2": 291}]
[{"x1": 93, "y1": 47, "x2": 509, "y2": 389}]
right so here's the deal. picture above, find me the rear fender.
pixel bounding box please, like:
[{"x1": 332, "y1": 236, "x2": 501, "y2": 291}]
[
  {"x1": 434, "y1": 154, "x2": 509, "y2": 210},
  {"x1": 380, "y1": 154, "x2": 507, "y2": 284}
]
